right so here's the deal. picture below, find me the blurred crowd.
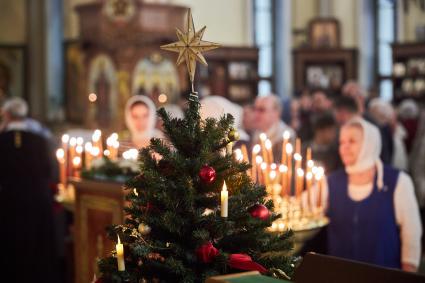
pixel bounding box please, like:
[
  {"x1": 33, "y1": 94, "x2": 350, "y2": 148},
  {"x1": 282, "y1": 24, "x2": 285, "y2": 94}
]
[{"x1": 239, "y1": 81, "x2": 425, "y2": 208}]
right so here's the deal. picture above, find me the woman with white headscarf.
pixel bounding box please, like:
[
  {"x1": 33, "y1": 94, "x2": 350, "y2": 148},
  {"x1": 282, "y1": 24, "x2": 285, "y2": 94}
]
[
  {"x1": 323, "y1": 117, "x2": 421, "y2": 272},
  {"x1": 120, "y1": 95, "x2": 163, "y2": 151}
]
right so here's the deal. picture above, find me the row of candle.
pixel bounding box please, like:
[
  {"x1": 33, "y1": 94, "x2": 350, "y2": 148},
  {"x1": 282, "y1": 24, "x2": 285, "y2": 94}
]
[
  {"x1": 234, "y1": 131, "x2": 325, "y2": 214},
  {"x1": 55, "y1": 130, "x2": 136, "y2": 185}
]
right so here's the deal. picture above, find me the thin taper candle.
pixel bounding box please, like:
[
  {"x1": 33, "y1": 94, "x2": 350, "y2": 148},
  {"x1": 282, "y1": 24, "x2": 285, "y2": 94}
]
[
  {"x1": 221, "y1": 181, "x2": 228, "y2": 217},
  {"x1": 116, "y1": 235, "x2": 125, "y2": 271}
]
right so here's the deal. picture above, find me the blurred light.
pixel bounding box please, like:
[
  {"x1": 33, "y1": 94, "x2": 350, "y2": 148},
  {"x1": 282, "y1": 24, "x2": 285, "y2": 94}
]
[
  {"x1": 158, "y1": 93, "x2": 168, "y2": 104},
  {"x1": 69, "y1": 137, "x2": 77, "y2": 146},
  {"x1": 61, "y1": 134, "x2": 69, "y2": 144},
  {"x1": 88, "y1": 93, "x2": 97, "y2": 102},
  {"x1": 56, "y1": 148, "x2": 64, "y2": 160},
  {"x1": 76, "y1": 145, "x2": 83, "y2": 154},
  {"x1": 72, "y1": 156, "x2": 81, "y2": 166}
]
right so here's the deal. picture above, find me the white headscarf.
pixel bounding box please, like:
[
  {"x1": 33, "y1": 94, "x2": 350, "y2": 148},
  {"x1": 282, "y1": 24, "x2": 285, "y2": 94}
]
[
  {"x1": 125, "y1": 95, "x2": 158, "y2": 141},
  {"x1": 345, "y1": 117, "x2": 384, "y2": 189},
  {"x1": 200, "y1": 96, "x2": 249, "y2": 141}
]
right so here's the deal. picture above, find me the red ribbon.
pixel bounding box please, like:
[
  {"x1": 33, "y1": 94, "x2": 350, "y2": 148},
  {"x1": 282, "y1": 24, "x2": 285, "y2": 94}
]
[{"x1": 228, "y1": 253, "x2": 267, "y2": 273}]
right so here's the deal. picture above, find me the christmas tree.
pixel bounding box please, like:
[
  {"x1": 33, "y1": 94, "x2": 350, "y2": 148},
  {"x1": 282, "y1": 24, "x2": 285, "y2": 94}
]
[{"x1": 96, "y1": 9, "x2": 295, "y2": 283}]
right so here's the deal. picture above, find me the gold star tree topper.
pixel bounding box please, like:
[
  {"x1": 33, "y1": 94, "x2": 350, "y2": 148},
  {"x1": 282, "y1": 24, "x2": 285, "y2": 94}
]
[{"x1": 161, "y1": 9, "x2": 220, "y2": 93}]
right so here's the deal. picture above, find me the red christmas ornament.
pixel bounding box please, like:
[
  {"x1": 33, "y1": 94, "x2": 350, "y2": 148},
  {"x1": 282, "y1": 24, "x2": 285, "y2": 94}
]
[
  {"x1": 248, "y1": 204, "x2": 270, "y2": 220},
  {"x1": 196, "y1": 242, "x2": 219, "y2": 263},
  {"x1": 199, "y1": 165, "x2": 216, "y2": 184}
]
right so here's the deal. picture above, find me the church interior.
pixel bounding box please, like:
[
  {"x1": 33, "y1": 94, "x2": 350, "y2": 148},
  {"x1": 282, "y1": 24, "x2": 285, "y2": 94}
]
[{"x1": 1, "y1": 0, "x2": 425, "y2": 282}]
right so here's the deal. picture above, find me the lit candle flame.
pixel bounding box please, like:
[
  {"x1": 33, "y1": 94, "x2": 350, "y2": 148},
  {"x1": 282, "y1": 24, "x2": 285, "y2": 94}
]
[
  {"x1": 56, "y1": 148, "x2": 65, "y2": 160},
  {"x1": 307, "y1": 160, "x2": 314, "y2": 168},
  {"x1": 76, "y1": 145, "x2": 83, "y2": 154},
  {"x1": 253, "y1": 144, "x2": 261, "y2": 154},
  {"x1": 297, "y1": 168, "x2": 304, "y2": 177},
  {"x1": 91, "y1": 147, "x2": 100, "y2": 157},
  {"x1": 69, "y1": 137, "x2": 77, "y2": 146},
  {"x1": 92, "y1": 130, "x2": 101, "y2": 141},
  {"x1": 294, "y1": 153, "x2": 302, "y2": 161},
  {"x1": 279, "y1": 164, "x2": 288, "y2": 173},
  {"x1": 265, "y1": 139, "x2": 272, "y2": 150},
  {"x1": 315, "y1": 173, "x2": 323, "y2": 181},
  {"x1": 72, "y1": 156, "x2": 81, "y2": 166},
  {"x1": 255, "y1": 156, "x2": 263, "y2": 164},
  {"x1": 285, "y1": 143, "x2": 293, "y2": 154},
  {"x1": 85, "y1": 142, "x2": 93, "y2": 151},
  {"x1": 306, "y1": 172, "x2": 313, "y2": 180},
  {"x1": 61, "y1": 134, "x2": 70, "y2": 144}
]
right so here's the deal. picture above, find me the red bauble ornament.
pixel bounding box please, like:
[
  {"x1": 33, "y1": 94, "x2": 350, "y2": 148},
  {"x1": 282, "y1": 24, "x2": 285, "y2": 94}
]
[
  {"x1": 199, "y1": 165, "x2": 216, "y2": 184},
  {"x1": 196, "y1": 242, "x2": 219, "y2": 263},
  {"x1": 248, "y1": 204, "x2": 270, "y2": 220}
]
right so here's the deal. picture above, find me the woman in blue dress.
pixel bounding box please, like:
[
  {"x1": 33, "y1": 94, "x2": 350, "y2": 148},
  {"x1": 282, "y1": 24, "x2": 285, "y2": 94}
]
[{"x1": 325, "y1": 117, "x2": 422, "y2": 272}]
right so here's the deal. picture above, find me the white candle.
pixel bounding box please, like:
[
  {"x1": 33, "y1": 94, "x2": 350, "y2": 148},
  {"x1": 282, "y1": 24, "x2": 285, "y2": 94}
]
[
  {"x1": 116, "y1": 235, "x2": 125, "y2": 271},
  {"x1": 265, "y1": 139, "x2": 273, "y2": 164},
  {"x1": 92, "y1": 129, "x2": 103, "y2": 153},
  {"x1": 261, "y1": 162, "x2": 268, "y2": 187},
  {"x1": 112, "y1": 140, "x2": 119, "y2": 160},
  {"x1": 259, "y1": 133, "x2": 268, "y2": 164},
  {"x1": 279, "y1": 164, "x2": 288, "y2": 196},
  {"x1": 106, "y1": 134, "x2": 119, "y2": 160},
  {"x1": 286, "y1": 143, "x2": 293, "y2": 195},
  {"x1": 281, "y1": 131, "x2": 290, "y2": 166},
  {"x1": 56, "y1": 148, "x2": 66, "y2": 185},
  {"x1": 315, "y1": 167, "x2": 325, "y2": 209},
  {"x1": 226, "y1": 142, "x2": 233, "y2": 156},
  {"x1": 69, "y1": 137, "x2": 77, "y2": 176},
  {"x1": 296, "y1": 168, "x2": 304, "y2": 199},
  {"x1": 221, "y1": 181, "x2": 228, "y2": 218},
  {"x1": 72, "y1": 156, "x2": 82, "y2": 178},
  {"x1": 84, "y1": 142, "x2": 93, "y2": 169},
  {"x1": 255, "y1": 156, "x2": 263, "y2": 184},
  {"x1": 306, "y1": 171, "x2": 313, "y2": 211},
  {"x1": 252, "y1": 144, "x2": 261, "y2": 181}
]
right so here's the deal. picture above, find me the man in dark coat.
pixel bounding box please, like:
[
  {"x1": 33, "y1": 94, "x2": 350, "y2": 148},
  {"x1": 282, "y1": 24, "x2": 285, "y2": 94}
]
[{"x1": 0, "y1": 98, "x2": 57, "y2": 283}]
